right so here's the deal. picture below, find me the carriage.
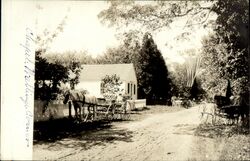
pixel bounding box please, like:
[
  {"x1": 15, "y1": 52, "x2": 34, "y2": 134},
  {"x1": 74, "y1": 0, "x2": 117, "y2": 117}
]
[
  {"x1": 199, "y1": 94, "x2": 249, "y2": 125},
  {"x1": 63, "y1": 90, "x2": 132, "y2": 122}
]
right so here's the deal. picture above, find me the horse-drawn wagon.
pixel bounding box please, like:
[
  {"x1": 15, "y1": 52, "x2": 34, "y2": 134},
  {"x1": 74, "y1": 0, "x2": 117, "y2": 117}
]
[
  {"x1": 199, "y1": 94, "x2": 249, "y2": 125},
  {"x1": 63, "y1": 90, "x2": 131, "y2": 122}
]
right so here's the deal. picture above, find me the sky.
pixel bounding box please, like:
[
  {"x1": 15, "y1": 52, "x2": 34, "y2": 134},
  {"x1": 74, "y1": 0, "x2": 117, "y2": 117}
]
[
  {"x1": 34, "y1": 1, "x2": 214, "y2": 64},
  {"x1": 35, "y1": 1, "x2": 118, "y2": 55}
]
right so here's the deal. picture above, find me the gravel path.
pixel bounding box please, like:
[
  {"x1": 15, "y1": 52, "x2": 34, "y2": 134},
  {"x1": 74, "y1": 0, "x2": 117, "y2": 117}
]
[{"x1": 33, "y1": 106, "x2": 223, "y2": 160}]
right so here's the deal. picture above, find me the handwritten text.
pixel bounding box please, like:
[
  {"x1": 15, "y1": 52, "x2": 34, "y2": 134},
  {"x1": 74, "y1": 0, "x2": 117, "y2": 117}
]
[{"x1": 20, "y1": 28, "x2": 35, "y2": 147}]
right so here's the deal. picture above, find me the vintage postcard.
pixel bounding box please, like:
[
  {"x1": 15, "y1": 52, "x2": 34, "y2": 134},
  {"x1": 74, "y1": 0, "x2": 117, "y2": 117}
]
[{"x1": 1, "y1": 0, "x2": 249, "y2": 160}]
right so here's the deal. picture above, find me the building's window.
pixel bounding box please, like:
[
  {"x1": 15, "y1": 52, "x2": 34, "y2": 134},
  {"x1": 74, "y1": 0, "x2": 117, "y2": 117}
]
[
  {"x1": 134, "y1": 84, "x2": 136, "y2": 95},
  {"x1": 131, "y1": 83, "x2": 133, "y2": 95},
  {"x1": 100, "y1": 82, "x2": 105, "y2": 94},
  {"x1": 127, "y1": 83, "x2": 130, "y2": 94}
]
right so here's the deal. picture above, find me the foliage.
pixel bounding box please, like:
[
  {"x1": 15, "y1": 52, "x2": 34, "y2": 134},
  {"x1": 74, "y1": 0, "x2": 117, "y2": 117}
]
[
  {"x1": 200, "y1": 0, "x2": 249, "y2": 98},
  {"x1": 138, "y1": 32, "x2": 172, "y2": 104},
  {"x1": 98, "y1": 1, "x2": 213, "y2": 32},
  {"x1": 35, "y1": 51, "x2": 69, "y2": 100},
  {"x1": 98, "y1": 1, "x2": 216, "y2": 103},
  {"x1": 35, "y1": 15, "x2": 83, "y2": 101},
  {"x1": 101, "y1": 74, "x2": 123, "y2": 100},
  {"x1": 97, "y1": 31, "x2": 172, "y2": 104},
  {"x1": 190, "y1": 78, "x2": 206, "y2": 100},
  {"x1": 45, "y1": 52, "x2": 86, "y2": 90},
  {"x1": 68, "y1": 61, "x2": 82, "y2": 90},
  {"x1": 46, "y1": 51, "x2": 95, "y2": 65},
  {"x1": 95, "y1": 30, "x2": 141, "y2": 89},
  {"x1": 36, "y1": 15, "x2": 68, "y2": 54},
  {"x1": 168, "y1": 63, "x2": 186, "y2": 97},
  {"x1": 185, "y1": 56, "x2": 202, "y2": 88},
  {"x1": 95, "y1": 29, "x2": 142, "y2": 65},
  {"x1": 170, "y1": 62, "x2": 205, "y2": 100}
]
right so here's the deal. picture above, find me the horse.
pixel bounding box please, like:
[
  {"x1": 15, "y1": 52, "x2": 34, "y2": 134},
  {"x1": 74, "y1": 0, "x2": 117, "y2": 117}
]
[
  {"x1": 232, "y1": 94, "x2": 249, "y2": 126},
  {"x1": 63, "y1": 90, "x2": 85, "y2": 120},
  {"x1": 220, "y1": 105, "x2": 241, "y2": 125},
  {"x1": 214, "y1": 95, "x2": 231, "y2": 108},
  {"x1": 214, "y1": 94, "x2": 249, "y2": 126},
  {"x1": 63, "y1": 90, "x2": 98, "y2": 121}
]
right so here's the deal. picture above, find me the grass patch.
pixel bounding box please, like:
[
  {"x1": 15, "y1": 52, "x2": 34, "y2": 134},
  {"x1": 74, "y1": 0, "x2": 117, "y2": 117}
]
[
  {"x1": 220, "y1": 134, "x2": 250, "y2": 160},
  {"x1": 195, "y1": 124, "x2": 249, "y2": 138},
  {"x1": 194, "y1": 123, "x2": 250, "y2": 160}
]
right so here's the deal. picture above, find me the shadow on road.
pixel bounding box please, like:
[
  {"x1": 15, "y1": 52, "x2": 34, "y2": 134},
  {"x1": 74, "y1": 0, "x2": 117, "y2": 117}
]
[{"x1": 34, "y1": 118, "x2": 134, "y2": 150}]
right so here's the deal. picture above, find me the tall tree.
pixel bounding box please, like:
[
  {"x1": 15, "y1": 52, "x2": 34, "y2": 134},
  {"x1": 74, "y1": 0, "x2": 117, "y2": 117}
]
[
  {"x1": 138, "y1": 32, "x2": 171, "y2": 104},
  {"x1": 201, "y1": 0, "x2": 249, "y2": 97}
]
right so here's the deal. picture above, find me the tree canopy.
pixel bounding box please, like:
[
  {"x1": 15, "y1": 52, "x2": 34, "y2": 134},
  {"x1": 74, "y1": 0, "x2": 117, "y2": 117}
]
[
  {"x1": 35, "y1": 51, "x2": 69, "y2": 100},
  {"x1": 99, "y1": 0, "x2": 249, "y2": 101},
  {"x1": 98, "y1": 1, "x2": 213, "y2": 32},
  {"x1": 200, "y1": 0, "x2": 249, "y2": 97}
]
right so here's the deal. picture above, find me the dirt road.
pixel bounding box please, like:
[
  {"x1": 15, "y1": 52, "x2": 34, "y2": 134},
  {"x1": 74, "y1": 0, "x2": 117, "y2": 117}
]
[{"x1": 33, "y1": 106, "x2": 226, "y2": 160}]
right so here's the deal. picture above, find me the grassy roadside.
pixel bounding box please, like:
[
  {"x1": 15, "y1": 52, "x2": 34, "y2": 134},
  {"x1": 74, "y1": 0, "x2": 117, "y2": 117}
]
[{"x1": 194, "y1": 123, "x2": 250, "y2": 160}]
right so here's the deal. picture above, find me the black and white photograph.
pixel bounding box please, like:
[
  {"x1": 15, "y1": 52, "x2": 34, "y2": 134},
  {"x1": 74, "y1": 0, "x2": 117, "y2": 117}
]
[{"x1": 1, "y1": 0, "x2": 249, "y2": 160}]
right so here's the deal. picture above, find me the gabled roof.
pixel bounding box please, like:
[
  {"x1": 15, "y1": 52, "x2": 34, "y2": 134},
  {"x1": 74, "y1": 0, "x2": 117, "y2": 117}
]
[{"x1": 80, "y1": 64, "x2": 137, "y2": 82}]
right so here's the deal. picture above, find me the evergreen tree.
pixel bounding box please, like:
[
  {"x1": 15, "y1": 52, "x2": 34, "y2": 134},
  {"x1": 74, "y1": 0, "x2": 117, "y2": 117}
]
[
  {"x1": 225, "y1": 79, "x2": 232, "y2": 99},
  {"x1": 138, "y1": 32, "x2": 171, "y2": 104},
  {"x1": 190, "y1": 78, "x2": 205, "y2": 100}
]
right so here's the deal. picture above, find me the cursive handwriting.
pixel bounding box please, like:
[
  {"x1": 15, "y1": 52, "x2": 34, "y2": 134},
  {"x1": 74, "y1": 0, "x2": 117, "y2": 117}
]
[{"x1": 20, "y1": 28, "x2": 35, "y2": 147}]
